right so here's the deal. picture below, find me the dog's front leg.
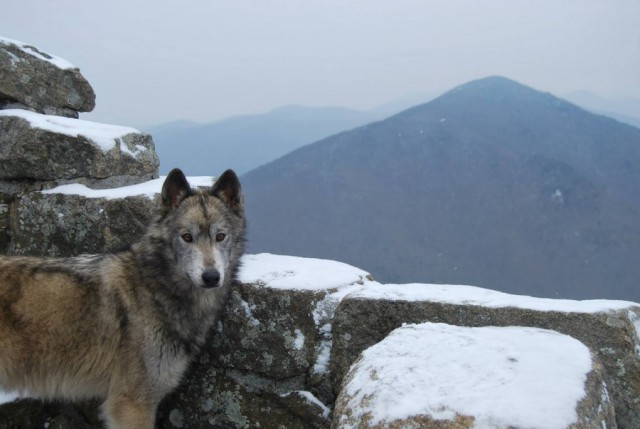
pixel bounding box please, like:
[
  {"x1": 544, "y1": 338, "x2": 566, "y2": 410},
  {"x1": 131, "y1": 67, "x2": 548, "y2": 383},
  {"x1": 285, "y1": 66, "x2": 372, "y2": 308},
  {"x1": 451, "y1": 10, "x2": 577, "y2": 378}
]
[{"x1": 101, "y1": 394, "x2": 157, "y2": 429}]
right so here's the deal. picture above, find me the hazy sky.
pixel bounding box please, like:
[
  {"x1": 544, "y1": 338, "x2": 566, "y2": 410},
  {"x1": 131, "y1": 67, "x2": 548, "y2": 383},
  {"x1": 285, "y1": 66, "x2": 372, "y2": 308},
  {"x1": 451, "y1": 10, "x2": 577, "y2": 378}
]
[{"x1": 2, "y1": 0, "x2": 639, "y2": 129}]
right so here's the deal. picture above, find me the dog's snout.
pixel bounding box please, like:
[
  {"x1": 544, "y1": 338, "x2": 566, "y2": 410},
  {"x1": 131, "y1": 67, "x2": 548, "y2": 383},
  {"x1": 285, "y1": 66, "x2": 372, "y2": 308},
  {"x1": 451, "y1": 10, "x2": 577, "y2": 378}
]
[{"x1": 201, "y1": 268, "x2": 221, "y2": 288}]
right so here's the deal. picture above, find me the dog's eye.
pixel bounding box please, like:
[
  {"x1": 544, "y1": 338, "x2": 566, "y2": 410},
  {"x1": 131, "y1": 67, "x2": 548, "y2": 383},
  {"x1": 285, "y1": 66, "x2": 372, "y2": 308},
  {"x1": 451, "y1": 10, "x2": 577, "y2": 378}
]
[
  {"x1": 182, "y1": 233, "x2": 193, "y2": 243},
  {"x1": 215, "y1": 232, "x2": 226, "y2": 242}
]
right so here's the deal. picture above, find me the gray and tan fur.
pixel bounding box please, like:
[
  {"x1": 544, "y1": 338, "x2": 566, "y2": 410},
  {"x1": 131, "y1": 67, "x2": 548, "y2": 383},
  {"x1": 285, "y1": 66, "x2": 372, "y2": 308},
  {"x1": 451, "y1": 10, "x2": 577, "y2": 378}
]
[{"x1": 0, "y1": 168, "x2": 245, "y2": 429}]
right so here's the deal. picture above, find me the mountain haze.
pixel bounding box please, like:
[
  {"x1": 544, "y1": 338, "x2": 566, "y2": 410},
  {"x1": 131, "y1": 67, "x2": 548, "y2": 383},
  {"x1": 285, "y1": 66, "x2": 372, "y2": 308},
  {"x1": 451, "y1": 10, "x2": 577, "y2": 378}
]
[
  {"x1": 564, "y1": 91, "x2": 640, "y2": 129},
  {"x1": 242, "y1": 77, "x2": 640, "y2": 301},
  {"x1": 147, "y1": 103, "x2": 429, "y2": 175}
]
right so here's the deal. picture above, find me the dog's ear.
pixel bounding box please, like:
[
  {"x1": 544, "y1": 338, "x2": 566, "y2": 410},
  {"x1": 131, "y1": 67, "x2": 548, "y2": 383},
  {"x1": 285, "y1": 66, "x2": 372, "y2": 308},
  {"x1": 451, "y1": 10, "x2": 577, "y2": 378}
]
[
  {"x1": 161, "y1": 168, "x2": 192, "y2": 210},
  {"x1": 211, "y1": 169, "x2": 243, "y2": 213}
]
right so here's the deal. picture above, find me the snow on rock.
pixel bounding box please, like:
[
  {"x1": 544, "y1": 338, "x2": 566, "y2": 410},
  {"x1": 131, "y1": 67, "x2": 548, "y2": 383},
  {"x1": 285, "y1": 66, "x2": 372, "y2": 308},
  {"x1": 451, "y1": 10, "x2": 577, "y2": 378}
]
[
  {"x1": 0, "y1": 110, "x2": 158, "y2": 182},
  {"x1": 12, "y1": 176, "x2": 213, "y2": 256},
  {"x1": 332, "y1": 281, "x2": 640, "y2": 427},
  {"x1": 0, "y1": 109, "x2": 141, "y2": 153},
  {"x1": 205, "y1": 254, "x2": 376, "y2": 407},
  {"x1": 292, "y1": 328, "x2": 305, "y2": 350},
  {"x1": 627, "y1": 310, "x2": 640, "y2": 356},
  {"x1": 42, "y1": 175, "x2": 216, "y2": 200},
  {"x1": 0, "y1": 36, "x2": 76, "y2": 70},
  {"x1": 349, "y1": 282, "x2": 639, "y2": 313},
  {"x1": 333, "y1": 323, "x2": 614, "y2": 429},
  {"x1": 280, "y1": 390, "x2": 331, "y2": 419},
  {"x1": 238, "y1": 254, "x2": 375, "y2": 380},
  {"x1": 0, "y1": 36, "x2": 95, "y2": 115},
  {"x1": 239, "y1": 253, "x2": 374, "y2": 291}
]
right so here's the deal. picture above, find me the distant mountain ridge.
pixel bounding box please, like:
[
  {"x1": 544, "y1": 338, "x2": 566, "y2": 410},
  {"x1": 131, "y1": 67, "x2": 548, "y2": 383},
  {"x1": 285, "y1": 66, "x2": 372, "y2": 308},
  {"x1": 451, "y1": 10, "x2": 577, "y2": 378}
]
[
  {"x1": 564, "y1": 90, "x2": 640, "y2": 129},
  {"x1": 241, "y1": 76, "x2": 640, "y2": 301},
  {"x1": 146, "y1": 89, "x2": 640, "y2": 178},
  {"x1": 146, "y1": 100, "x2": 435, "y2": 175}
]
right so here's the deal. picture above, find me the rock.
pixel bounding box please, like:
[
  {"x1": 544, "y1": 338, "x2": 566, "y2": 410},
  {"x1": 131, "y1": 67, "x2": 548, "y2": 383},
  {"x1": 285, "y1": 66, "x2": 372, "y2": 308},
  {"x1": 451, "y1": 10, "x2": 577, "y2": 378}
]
[
  {"x1": 10, "y1": 192, "x2": 156, "y2": 256},
  {"x1": 211, "y1": 283, "x2": 322, "y2": 378},
  {"x1": 0, "y1": 110, "x2": 158, "y2": 182},
  {"x1": 0, "y1": 36, "x2": 95, "y2": 116},
  {"x1": 158, "y1": 365, "x2": 331, "y2": 429},
  {"x1": 331, "y1": 283, "x2": 640, "y2": 429},
  {"x1": 332, "y1": 323, "x2": 615, "y2": 429},
  {"x1": 0, "y1": 190, "x2": 10, "y2": 253}
]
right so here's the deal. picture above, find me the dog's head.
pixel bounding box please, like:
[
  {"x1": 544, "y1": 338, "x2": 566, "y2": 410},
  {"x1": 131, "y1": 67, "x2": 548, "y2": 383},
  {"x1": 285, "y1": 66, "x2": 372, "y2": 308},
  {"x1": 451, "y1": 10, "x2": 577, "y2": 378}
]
[{"x1": 160, "y1": 168, "x2": 245, "y2": 289}]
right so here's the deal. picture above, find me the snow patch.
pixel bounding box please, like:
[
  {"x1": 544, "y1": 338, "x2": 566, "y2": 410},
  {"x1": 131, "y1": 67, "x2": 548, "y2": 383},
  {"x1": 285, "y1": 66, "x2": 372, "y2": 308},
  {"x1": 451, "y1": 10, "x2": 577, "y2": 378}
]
[
  {"x1": 293, "y1": 329, "x2": 305, "y2": 350},
  {"x1": 240, "y1": 299, "x2": 260, "y2": 327},
  {"x1": 311, "y1": 295, "x2": 339, "y2": 375},
  {"x1": 41, "y1": 176, "x2": 216, "y2": 200},
  {"x1": 310, "y1": 284, "x2": 364, "y2": 375},
  {"x1": 627, "y1": 310, "x2": 640, "y2": 356},
  {"x1": 0, "y1": 36, "x2": 76, "y2": 70},
  {"x1": 313, "y1": 340, "x2": 332, "y2": 375},
  {"x1": 0, "y1": 109, "x2": 142, "y2": 153},
  {"x1": 349, "y1": 282, "x2": 639, "y2": 314},
  {"x1": 338, "y1": 323, "x2": 593, "y2": 429},
  {"x1": 280, "y1": 390, "x2": 330, "y2": 419},
  {"x1": 5, "y1": 50, "x2": 21, "y2": 67},
  {"x1": 238, "y1": 253, "x2": 374, "y2": 291}
]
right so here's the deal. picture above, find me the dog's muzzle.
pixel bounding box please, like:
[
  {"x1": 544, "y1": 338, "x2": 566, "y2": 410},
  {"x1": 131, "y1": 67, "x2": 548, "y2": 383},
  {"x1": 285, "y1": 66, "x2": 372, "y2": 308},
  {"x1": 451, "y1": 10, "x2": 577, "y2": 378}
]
[{"x1": 201, "y1": 268, "x2": 221, "y2": 288}]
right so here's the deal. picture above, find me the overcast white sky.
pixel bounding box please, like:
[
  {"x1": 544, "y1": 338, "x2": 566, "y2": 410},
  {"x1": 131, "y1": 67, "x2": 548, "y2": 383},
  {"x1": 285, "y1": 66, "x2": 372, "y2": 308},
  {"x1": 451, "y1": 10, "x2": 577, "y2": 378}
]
[{"x1": 1, "y1": 0, "x2": 639, "y2": 129}]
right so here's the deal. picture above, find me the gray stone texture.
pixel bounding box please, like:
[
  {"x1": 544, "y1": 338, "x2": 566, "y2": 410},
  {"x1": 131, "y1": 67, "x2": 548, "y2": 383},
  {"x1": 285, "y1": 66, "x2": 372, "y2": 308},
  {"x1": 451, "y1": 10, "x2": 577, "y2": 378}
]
[
  {"x1": 0, "y1": 38, "x2": 95, "y2": 115},
  {"x1": 10, "y1": 192, "x2": 156, "y2": 256},
  {"x1": 0, "y1": 191, "x2": 10, "y2": 253},
  {"x1": 211, "y1": 283, "x2": 322, "y2": 379},
  {"x1": 158, "y1": 362, "x2": 330, "y2": 429}
]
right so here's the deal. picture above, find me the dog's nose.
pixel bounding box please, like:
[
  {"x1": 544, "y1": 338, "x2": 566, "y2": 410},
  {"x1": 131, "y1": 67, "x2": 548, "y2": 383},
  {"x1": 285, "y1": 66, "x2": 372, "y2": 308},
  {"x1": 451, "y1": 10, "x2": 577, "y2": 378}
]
[{"x1": 201, "y1": 268, "x2": 221, "y2": 288}]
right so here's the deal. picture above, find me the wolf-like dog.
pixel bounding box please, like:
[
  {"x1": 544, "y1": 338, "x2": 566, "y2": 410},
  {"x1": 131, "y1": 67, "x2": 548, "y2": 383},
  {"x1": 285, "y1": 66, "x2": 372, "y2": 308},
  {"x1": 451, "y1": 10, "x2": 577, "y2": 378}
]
[{"x1": 0, "y1": 168, "x2": 245, "y2": 429}]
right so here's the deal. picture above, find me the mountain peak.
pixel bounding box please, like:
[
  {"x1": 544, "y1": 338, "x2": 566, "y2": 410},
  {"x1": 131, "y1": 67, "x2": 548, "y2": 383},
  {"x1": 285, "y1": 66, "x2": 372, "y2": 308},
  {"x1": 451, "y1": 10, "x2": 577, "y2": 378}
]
[
  {"x1": 440, "y1": 75, "x2": 556, "y2": 103},
  {"x1": 460, "y1": 75, "x2": 527, "y2": 87},
  {"x1": 386, "y1": 76, "x2": 572, "y2": 125},
  {"x1": 243, "y1": 77, "x2": 640, "y2": 302}
]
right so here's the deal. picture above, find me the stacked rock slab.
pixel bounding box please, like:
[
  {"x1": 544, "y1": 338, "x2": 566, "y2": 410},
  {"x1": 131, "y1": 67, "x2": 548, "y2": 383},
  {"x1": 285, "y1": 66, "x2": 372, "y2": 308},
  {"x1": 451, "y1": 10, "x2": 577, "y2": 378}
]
[
  {"x1": 0, "y1": 110, "x2": 158, "y2": 182},
  {"x1": 0, "y1": 36, "x2": 159, "y2": 255},
  {"x1": 332, "y1": 323, "x2": 616, "y2": 429},
  {"x1": 330, "y1": 284, "x2": 640, "y2": 429}
]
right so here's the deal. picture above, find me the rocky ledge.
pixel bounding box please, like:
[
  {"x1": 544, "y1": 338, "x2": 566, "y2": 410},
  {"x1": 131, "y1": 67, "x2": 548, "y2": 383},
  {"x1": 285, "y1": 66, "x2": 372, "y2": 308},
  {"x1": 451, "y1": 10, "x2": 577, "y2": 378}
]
[{"x1": 1, "y1": 250, "x2": 639, "y2": 429}]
